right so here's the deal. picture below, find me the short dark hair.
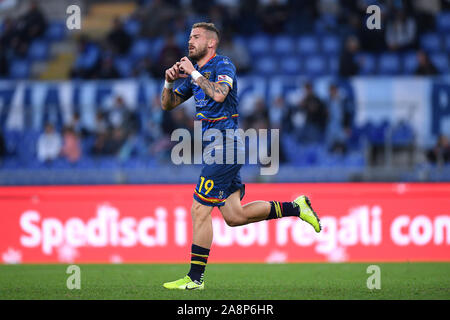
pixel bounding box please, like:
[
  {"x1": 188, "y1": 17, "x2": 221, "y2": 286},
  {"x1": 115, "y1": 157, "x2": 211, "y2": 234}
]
[{"x1": 192, "y1": 22, "x2": 220, "y2": 42}]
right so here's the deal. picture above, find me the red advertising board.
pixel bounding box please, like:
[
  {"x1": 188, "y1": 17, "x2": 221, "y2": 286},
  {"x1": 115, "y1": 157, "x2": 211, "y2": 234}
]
[{"x1": 0, "y1": 183, "x2": 449, "y2": 264}]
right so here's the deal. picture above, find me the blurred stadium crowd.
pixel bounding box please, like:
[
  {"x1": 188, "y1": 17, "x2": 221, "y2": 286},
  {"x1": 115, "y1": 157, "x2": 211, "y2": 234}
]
[{"x1": 0, "y1": 0, "x2": 449, "y2": 184}]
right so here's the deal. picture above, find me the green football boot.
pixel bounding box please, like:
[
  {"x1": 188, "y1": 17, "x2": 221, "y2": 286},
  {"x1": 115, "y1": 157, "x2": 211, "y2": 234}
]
[
  {"x1": 163, "y1": 275, "x2": 204, "y2": 290},
  {"x1": 294, "y1": 195, "x2": 322, "y2": 233}
]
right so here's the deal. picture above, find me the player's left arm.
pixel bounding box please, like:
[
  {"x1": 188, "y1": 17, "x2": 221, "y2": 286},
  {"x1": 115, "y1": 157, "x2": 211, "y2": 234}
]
[
  {"x1": 195, "y1": 77, "x2": 230, "y2": 103},
  {"x1": 179, "y1": 56, "x2": 231, "y2": 103}
]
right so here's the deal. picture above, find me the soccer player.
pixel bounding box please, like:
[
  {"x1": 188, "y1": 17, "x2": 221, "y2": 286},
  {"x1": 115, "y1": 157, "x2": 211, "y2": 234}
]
[{"x1": 161, "y1": 22, "x2": 321, "y2": 290}]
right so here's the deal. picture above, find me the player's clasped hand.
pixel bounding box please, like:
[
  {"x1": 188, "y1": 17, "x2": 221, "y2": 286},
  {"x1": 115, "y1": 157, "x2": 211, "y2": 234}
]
[
  {"x1": 178, "y1": 57, "x2": 195, "y2": 75},
  {"x1": 165, "y1": 62, "x2": 188, "y2": 82}
]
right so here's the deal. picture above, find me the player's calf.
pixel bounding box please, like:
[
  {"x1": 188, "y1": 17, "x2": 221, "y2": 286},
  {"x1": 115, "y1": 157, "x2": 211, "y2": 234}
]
[{"x1": 266, "y1": 197, "x2": 322, "y2": 233}]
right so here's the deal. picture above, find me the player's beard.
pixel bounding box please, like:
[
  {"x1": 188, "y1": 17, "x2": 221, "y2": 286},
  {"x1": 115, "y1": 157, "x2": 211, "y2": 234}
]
[{"x1": 188, "y1": 44, "x2": 208, "y2": 62}]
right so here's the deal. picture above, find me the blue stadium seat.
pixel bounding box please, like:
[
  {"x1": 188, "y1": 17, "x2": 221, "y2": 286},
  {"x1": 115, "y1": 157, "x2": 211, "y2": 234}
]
[
  {"x1": 50, "y1": 158, "x2": 72, "y2": 169},
  {"x1": 321, "y1": 35, "x2": 341, "y2": 54},
  {"x1": 114, "y1": 57, "x2": 133, "y2": 77},
  {"x1": 402, "y1": 52, "x2": 418, "y2": 75},
  {"x1": 347, "y1": 126, "x2": 365, "y2": 150},
  {"x1": 279, "y1": 55, "x2": 302, "y2": 75},
  {"x1": 356, "y1": 53, "x2": 376, "y2": 75},
  {"x1": 75, "y1": 44, "x2": 100, "y2": 69},
  {"x1": 3, "y1": 130, "x2": 22, "y2": 154},
  {"x1": 429, "y1": 53, "x2": 449, "y2": 73},
  {"x1": 420, "y1": 33, "x2": 442, "y2": 52},
  {"x1": 303, "y1": 55, "x2": 327, "y2": 76},
  {"x1": 391, "y1": 122, "x2": 415, "y2": 146},
  {"x1": 255, "y1": 55, "x2": 278, "y2": 75},
  {"x1": 9, "y1": 59, "x2": 31, "y2": 79},
  {"x1": 129, "y1": 38, "x2": 152, "y2": 60},
  {"x1": 149, "y1": 37, "x2": 165, "y2": 60},
  {"x1": 328, "y1": 55, "x2": 339, "y2": 75},
  {"x1": 273, "y1": 36, "x2": 295, "y2": 55},
  {"x1": 378, "y1": 53, "x2": 401, "y2": 75},
  {"x1": 45, "y1": 22, "x2": 66, "y2": 42},
  {"x1": 122, "y1": 158, "x2": 146, "y2": 169},
  {"x1": 95, "y1": 157, "x2": 120, "y2": 169},
  {"x1": 436, "y1": 12, "x2": 450, "y2": 32},
  {"x1": 444, "y1": 35, "x2": 450, "y2": 52},
  {"x1": 123, "y1": 19, "x2": 141, "y2": 37},
  {"x1": 0, "y1": 157, "x2": 20, "y2": 169},
  {"x1": 81, "y1": 135, "x2": 96, "y2": 154},
  {"x1": 343, "y1": 152, "x2": 365, "y2": 167},
  {"x1": 19, "y1": 131, "x2": 39, "y2": 161},
  {"x1": 248, "y1": 34, "x2": 271, "y2": 56},
  {"x1": 366, "y1": 120, "x2": 390, "y2": 145},
  {"x1": 75, "y1": 157, "x2": 95, "y2": 169},
  {"x1": 297, "y1": 36, "x2": 319, "y2": 54},
  {"x1": 28, "y1": 39, "x2": 50, "y2": 61}
]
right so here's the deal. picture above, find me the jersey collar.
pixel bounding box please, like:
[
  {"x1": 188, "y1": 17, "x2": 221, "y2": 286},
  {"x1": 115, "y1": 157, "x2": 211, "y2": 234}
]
[{"x1": 196, "y1": 53, "x2": 217, "y2": 70}]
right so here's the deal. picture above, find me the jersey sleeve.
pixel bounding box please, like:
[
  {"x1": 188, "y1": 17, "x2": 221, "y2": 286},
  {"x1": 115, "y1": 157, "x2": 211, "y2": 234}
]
[
  {"x1": 215, "y1": 58, "x2": 236, "y2": 89},
  {"x1": 174, "y1": 77, "x2": 193, "y2": 99}
]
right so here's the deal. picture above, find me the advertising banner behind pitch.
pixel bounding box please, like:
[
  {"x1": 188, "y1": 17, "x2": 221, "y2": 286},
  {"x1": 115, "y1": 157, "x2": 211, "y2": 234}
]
[{"x1": 0, "y1": 183, "x2": 449, "y2": 264}]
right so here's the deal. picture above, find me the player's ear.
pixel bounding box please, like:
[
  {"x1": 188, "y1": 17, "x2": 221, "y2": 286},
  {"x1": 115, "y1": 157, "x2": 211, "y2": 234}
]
[{"x1": 208, "y1": 38, "x2": 214, "y2": 49}]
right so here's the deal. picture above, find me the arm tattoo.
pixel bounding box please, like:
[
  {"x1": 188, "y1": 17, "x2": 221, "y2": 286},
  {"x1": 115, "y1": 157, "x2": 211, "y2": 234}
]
[
  {"x1": 161, "y1": 88, "x2": 185, "y2": 110},
  {"x1": 196, "y1": 77, "x2": 230, "y2": 102}
]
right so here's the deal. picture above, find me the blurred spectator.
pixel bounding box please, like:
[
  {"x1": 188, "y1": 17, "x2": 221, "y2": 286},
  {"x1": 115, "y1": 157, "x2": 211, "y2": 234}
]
[
  {"x1": 146, "y1": 95, "x2": 173, "y2": 160},
  {"x1": 191, "y1": 0, "x2": 215, "y2": 16},
  {"x1": 268, "y1": 96, "x2": 288, "y2": 163},
  {"x1": 69, "y1": 35, "x2": 101, "y2": 79},
  {"x1": 238, "y1": 0, "x2": 261, "y2": 34},
  {"x1": 0, "y1": 44, "x2": 9, "y2": 77},
  {"x1": 316, "y1": 0, "x2": 340, "y2": 33},
  {"x1": 339, "y1": 36, "x2": 360, "y2": 77},
  {"x1": 145, "y1": 96, "x2": 165, "y2": 142},
  {"x1": 385, "y1": 9, "x2": 418, "y2": 51},
  {"x1": 412, "y1": 0, "x2": 440, "y2": 32},
  {"x1": 18, "y1": 1, "x2": 47, "y2": 39},
  {"x1": 427, "y1": 135, "x2": 450, "y2": 165},
  {"x1": 171, "y1": 108, "x2": 193, "y2": 132},
  {"x1": 326, "y1": 83, "x2": 348, "y2": 153},
  {"x1": 108, "y1": 127, "x2": 128, "y2": 155},
  {"x1": 0, "y1": 17, "x2": 16, "y2": 49},
  {"x1": 90, "y1": 111, "x2": 109, "y2": 156},
  {"x1": 12, "y1": 0, "x2": 47, "y2": 56},
  {"x1": 92, "y1": 131, "x2": 108, "y2": 155},
  {"x1": 37, "y1": 123, "x2": 62, "y2": 162},
  {"x1": 268, "y1": 96, "x2": 287, "y2": 129},
  {"x1": 219, "y1": 34, "x2": 251, "y2": 74},
  {"x1": 61, "y1": 126, "x2": 81, "y2": 163},
  {"x1": 93, "y1": 111, "x2": 108, "y2": 136},
  {"x1": 415, "y1": 50, "x2": 439, "y2": 75},
  {"x1": 298, "y1": 82, "x2": 328, "y2": 143},
  {"x1": 245, "y1": 97, "x2": 269, "y2": 130},
  {"x1": 106, "y1": 17, "x2": 132, "y2": 55},
  {"x1": 133, "y1": 57, "x2": 157, "y2": 78},
  {"x1": 69, "y1": 112, "x2": 89, "y2": 137},
  {"x1": 92, "y1": 127, "x2": 127, "y2": 156},
  {"x1": 138, "y1": 0, "x2": 177, "y2": 38},
  {"x1": 107, "y1": 96, "x2": 132, "y2": 132},
  {"x1": 259, "y1": 0, "x2": 289, "y2": 34},
  {"x1": 93, "y1": 55, "x2": 120, "y2": 79},
  {"x1": 155, "y1": 33, "x2": 183, "y2": 77},
  {"x1": 0, "y1": 131, "x2": 6, "y2": 160}
]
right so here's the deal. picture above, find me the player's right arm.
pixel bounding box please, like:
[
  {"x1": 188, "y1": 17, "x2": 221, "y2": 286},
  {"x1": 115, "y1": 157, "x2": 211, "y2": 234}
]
[{"x1": 161, "y1": 62, "x2": 188, "y2": 111}]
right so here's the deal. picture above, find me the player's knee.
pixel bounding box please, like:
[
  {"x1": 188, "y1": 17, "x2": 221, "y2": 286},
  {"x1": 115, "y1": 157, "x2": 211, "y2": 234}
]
[
  {"x1": 191, "y1": 204, "x2": 209, "y2": 223},
  {"x1": 224, "y1": 215, "x2": 246, "y2": 227}
]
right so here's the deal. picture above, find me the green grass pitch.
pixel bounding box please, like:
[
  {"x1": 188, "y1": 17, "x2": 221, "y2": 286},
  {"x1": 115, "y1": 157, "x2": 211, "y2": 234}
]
[{"x1": 0, "y1": 263, "x2": 449, "y2": 300}]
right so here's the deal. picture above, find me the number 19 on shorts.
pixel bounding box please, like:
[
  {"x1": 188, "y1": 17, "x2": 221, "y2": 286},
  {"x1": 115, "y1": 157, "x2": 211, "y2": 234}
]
[{"x1": 198, "y1": 177, "x2": 214, "y2": 195}]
